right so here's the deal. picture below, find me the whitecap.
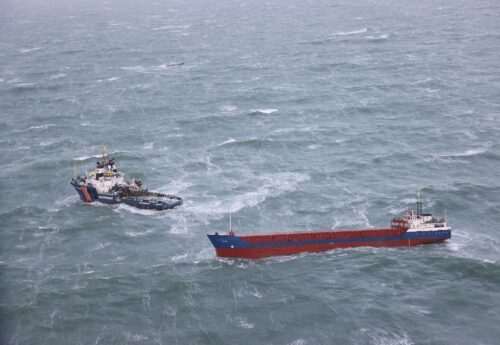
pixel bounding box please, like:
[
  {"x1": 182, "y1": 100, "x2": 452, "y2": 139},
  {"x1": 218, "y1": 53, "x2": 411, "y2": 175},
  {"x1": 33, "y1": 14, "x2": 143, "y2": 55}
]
[
  {"x1": 54, "y1": 195, "x2": 80, "y2": 208},
  {"x1": 171, "y1": 253, "x2": 189, "y2": 261},
  {"x1": 152, "y1": 25, "x2": 191, "y2": 31},
  {"x1": 366, "y1": 34, "x2": 389, "y2": 41},
  {"x1": 15, "y1": 82, "x2": 36, "y2": 88},
  {"x1": 235, "y1": 317, "x2": 254, "y2": 329},
  {"x1": 370, "y1": 331, "x2": 414, "y2": 345},
  {"x1": 188, "y1": 172, "x2": 309, "y2": 216},
  {"x1": 250, "y1": 108, "x2": 278, "y2": 114},
  {"x1": 120, "y1": 64, "x2": 176, "y2": 74},
  {"x1": 73, "y1": 156, "x2": 91, "y2": 161},
  {"x1": 116, "y1": 203, "x2": 165, "y2": 217},
  {"x1": 158, "y1": 179, "x2": 193, "y2": 196},
  {"x1": 121, "y1": 65, "x2": 147, "y2": 72},
  {"x1": 220, "y1": 104, "x2": 237, "y2": 112},
  {"x1": 169, "y1": 215, "x2": 189, "y2": 234},
  {"x1": 333, "y1": 28, "x2": 367, "y2": 36},
  {"x1": 19, "y1": 47, "x2": 41, "y2": 53},
  {"x1": 218, "y1": 138, "x2": 237, "y2": 146},
  {"x1": 437, "y1": 148, "x2": 487, "y2": 158},
  {"x1": 28, "y1": 124, "x2": 54, "y2": 130},
  {"x1": 39, "y1": 140, "x2": 54, "y2": 146},
  {"x1": 49, "y1": 73, "x2": 66, "y2": 80},
  {"x1": 124, "y1": 229, "x2": 156, "y2": 237},
  {"x1": 193, "y1": 248, "x2": 215, "y2": 263},
  {"x1": 142, "y1": 142, "x2": 154, "y2": 149},
  {"x1": 456, "y1": 148, "x2": 486, "y2": 156},
  {"x1": 90, "y1": 242, "x2": 111, "y2": 252},
  {"x1": 73, "y1": 154, "x2": 100, "y2": 161},
  {"x1": 288, "y1": 339, "x2": 306, "y2": 345},
  {"x1": 124, "y1": 332, "x2": 148, "y2": 342}
]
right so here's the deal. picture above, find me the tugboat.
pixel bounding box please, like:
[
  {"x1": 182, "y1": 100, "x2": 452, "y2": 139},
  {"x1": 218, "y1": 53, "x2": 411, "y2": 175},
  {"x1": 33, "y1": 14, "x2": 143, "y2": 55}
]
[
  {"x1": 207, "y1": 191, "x2": 451, "y2": 259},
  {"x1": 71, "y1": 148, "x2": 183, "y2": 211}
]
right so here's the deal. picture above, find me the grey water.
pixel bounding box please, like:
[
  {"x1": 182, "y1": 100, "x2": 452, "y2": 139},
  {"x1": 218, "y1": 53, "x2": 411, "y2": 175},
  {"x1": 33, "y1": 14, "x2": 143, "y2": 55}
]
[{"x1": 1, "y1": 0, "x2": 500, "y2": 344}]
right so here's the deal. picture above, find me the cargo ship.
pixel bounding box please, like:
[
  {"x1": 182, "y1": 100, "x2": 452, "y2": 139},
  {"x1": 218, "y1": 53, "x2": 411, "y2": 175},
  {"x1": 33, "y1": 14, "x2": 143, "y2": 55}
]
[
  {"x1": 207, "y1": 194, "x2": 451, "y2": 259},
  {"x1": 71, "y1": 148, "x2": 183, "y2": 211}
]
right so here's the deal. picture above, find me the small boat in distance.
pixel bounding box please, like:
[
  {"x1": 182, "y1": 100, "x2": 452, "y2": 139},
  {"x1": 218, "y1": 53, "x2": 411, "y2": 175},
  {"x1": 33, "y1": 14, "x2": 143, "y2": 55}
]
[
  {"x1": 207, "y1": 193, "x2": 451, "y2": 259},
  {"x1": 71, "y1": 147, "x2": 183, "y2": 211}
]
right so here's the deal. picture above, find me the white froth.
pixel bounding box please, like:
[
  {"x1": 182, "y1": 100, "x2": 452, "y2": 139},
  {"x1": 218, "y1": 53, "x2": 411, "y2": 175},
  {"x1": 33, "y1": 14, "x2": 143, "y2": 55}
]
[
  {"x1": 250, "y1": 108, "x2": 278, "y2": 114},
  {"x1": 332, "y1": 28, "x2": 367, "y2": 36},
  {"x1": 19, "y1": 47, "x2": 41, "y2": 53}
]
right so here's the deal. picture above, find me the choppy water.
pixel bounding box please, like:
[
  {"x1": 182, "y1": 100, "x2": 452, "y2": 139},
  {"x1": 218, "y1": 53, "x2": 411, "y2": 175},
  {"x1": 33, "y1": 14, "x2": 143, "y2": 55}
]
[{"x1": 1, "y1": 0, "x2": 500, "y2": 344}]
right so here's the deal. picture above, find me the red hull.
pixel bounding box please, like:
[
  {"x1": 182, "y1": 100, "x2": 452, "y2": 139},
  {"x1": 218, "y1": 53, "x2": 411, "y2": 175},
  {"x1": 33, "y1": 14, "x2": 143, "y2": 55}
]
[{"x1": 215, "y1": 238, "x2": 446, "y2": 259}]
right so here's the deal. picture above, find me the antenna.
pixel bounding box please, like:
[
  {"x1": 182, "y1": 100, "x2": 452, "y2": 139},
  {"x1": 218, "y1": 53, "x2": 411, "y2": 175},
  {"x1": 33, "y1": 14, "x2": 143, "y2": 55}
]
[
  {"x1": 228, "y1": 213, "x2": 234, "y2": 236},
  {"x1": 72, "y1": 161, "x2": 77, "y2": 179},
  {"x1": 416, "y1": 185, "x2": 422, "y2": 216},
  {"x1": 100, "y1": 146, "x2": 108, "y2": 161}
]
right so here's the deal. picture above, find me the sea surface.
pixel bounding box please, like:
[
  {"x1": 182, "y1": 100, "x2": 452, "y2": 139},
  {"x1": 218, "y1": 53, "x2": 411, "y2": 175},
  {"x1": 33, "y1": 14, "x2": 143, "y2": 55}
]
[{"x1": 1, "y1": 0, "x2": 500, "y2": 344}]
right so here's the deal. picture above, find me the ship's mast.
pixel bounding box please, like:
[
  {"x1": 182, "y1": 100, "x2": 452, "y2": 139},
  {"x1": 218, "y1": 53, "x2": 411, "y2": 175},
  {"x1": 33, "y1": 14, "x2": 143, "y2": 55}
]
[
  {"x1": 416, "y1": 186, "x2": 422, "y2": 216},
  {"x1": 100, "y1": 146, "x2": 108, "y2": 162},
  {"x1": 228, "y1": 213, "x2": 234, "y2": 236}
]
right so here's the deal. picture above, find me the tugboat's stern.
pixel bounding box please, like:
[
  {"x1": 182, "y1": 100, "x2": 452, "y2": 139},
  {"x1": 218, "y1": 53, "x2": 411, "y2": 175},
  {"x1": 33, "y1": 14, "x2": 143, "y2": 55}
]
[{"x1": 157, "y1": 196, "x2": 184, "y2": 210}]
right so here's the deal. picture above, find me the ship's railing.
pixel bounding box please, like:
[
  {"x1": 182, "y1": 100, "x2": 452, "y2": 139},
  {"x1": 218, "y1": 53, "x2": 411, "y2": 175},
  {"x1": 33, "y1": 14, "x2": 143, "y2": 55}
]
[{"x1": 391, "y1": 218, "x2": 409, "y2": 229}]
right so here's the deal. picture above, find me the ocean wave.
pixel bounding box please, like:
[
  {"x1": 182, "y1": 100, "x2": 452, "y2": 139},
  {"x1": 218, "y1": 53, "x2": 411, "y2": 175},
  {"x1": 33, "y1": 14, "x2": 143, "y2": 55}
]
[
  {"x1": 220, "y1": 104, "x2": 237, "y2": 112},
  {"x1": 158, "y1": 179, "x2": 193, "y2": 196},
  {"x1": 141, "y1": 142, "x2": 154, "y2": 149},
  {"x1": 19, "y1": 47, "x2": 41, "y2": 53},
  {"x1": 217, "y1": 138, "x2": 237, "y2": 146},
  {"x1": 193, "y1": 247, "x2": 215, "y2": 263},
  {"x1": 234, "y1": 317, "x2": 254, "y2": 329},
  {"x1": 367, "y1": 330, "x2": 414, "y2": 345},
  {"x1": 73, "y1": 155, "x2": 97, "y2": 161},
  {"x1": 12, "y1": 83, "x2": 37, "y2": 91},
  {"x1": 214, "y1": 137, "x2": 281, "y2": 149},
  {"x1": 54, "y1": 195, "x2": 80, "y2": 208},
  {"x1": 300, "y1": 28, "x2": 368, "y2": 44},
  {"x1": 333, "y1": 28, "x2": 368, "y2": 36},
  {"x1": 366, "y1": 34, "x2": 389, "y2": 41},
  {"x1": 249, "y1": 108, "x2": 278, "y2": 115},
  {"x1": 114, "y1": 203, "x2": 167, "y2": 217},
  {"x1": 124, "y1": 228, "x2": 157, "y2": 237},
  {"x1": 187, "y1": 172, "x2": 310, "y2": 216},
  {"x1": 28, "y1": 124, "x2": 54, "y2": 130},
  {"x1": 152, "y1": 25, "x2": 191, "y2": 31},
  {"x1": 121, "y1": 63, "x2": 183, "y2": 73},
  {"x1": 48, "y1": 73, "x2": 67, "y2": 80},
  {"x1": 432, "y1": 147, "x2": 488, "y2": 159},
  {"x1": 445, "y1": 148, "x2": 487, "y2": 157},
  {"x1": 287, "y1": 340, "x2": 306, "y2": 345}
]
